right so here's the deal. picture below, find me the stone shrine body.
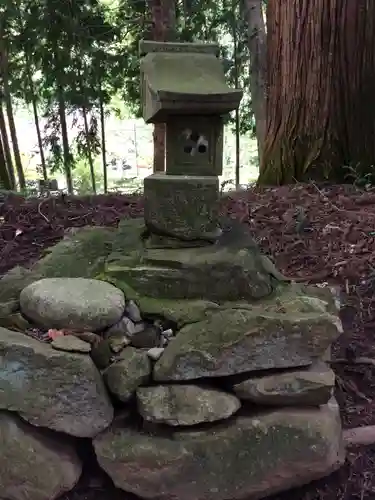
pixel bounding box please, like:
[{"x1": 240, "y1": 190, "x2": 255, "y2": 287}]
[{"x1": 140, "y1": 39, "x2": 242, "y2": 247}]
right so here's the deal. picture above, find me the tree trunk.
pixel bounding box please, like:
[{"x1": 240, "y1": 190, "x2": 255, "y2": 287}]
[
  {"x1": 57, "y1": 88, "x2": 73, "y2": 193},
  {"x1": 0, "y1": 135, "x2": 11, "y2": 190},
  {"x1": 31, "y1": 97, "x2": 47, "y2": 181},
  {"x1": 148, "y1": 0, "x2": 176, "y2": 173},
  {"x1": 0, "y1": 51, "x2": 25, "y2": 189},
  {"x1": 243, "y1": 0, "x2": 266, "y2": 165},
  {"x1": 259, "y1": 0, "x2": 375, "y2": 185},
  {"x1": 82, "y1": 106, "x2": 96, "y2": 194},
  {"x1": 0, "y1": 103, "x2": 15, "y2": 189},
  {"x1": 14, "y1": 0, "x2": 47, "y2": 181},
  {"x1": 99, "y1": 95, "x2": 107, "y2": 193},
  {"x1": 3, "y1": 90, "x2": 25, "y2": 189},
  {"x1": 230, "y1": 0, "x2": 241, "y2": 187}
]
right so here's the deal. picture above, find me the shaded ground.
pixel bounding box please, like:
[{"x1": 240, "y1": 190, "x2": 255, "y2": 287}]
[{"x1": 2, "y1": 183, "x2": 375, "y2": 499}]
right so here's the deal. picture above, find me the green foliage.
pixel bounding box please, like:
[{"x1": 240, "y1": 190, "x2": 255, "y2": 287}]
[
  {"x1": 74, "y1": 156, "x2": 104, "y2": 195},
  {"x1": 0, "y1": 0, "x2": 257, "y2": 190},
  {"x1": 343, "y1": 164, "x2": 375, "y2": 189}
]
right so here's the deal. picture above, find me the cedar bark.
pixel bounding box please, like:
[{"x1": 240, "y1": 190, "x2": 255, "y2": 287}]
[
  {"x1": 244, "y1": 0, "x2": 266, "y2": 164},
  {"x1": 99, "y1": 93, "x2": 107, "y2": 193},
  {"x1": 259, "y1": 0, "x2": 375, "y2": 185},
  {"x1": 148, "y1": 0, "x2": 176, "y2": 173}
]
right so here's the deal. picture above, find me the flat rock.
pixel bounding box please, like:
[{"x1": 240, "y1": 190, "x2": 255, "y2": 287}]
[
  {"x1": 0, "y1": 327, "x2": 113, "y2": 437},
  {"x1": 104, "y1": 218, "x2": 281, "y2": 301},
  {"x1": 103, "y1": 347, "x2": 151, "y2": 402},
  {"x1": 233, "y1": 361, "x2": 335, "y2": 406},
  {"x1": 20, "y1": 277, "x2": 125, "y2": 331},
  {"x1": 137, "y1": 385, "x2": 241, "y2": 426},
  {"x1": 154, "y1": 284, "x2": 342, "y2": 381},
  {"x1": 135, "y1": 297, "x2": 220, "y2": 328},
  {"x1": 52, "y1": 335, "x2": 92, "y2": 353},
  {"x1": 94, "y1": 398, "x2": 345, "y2": 500},
  {"x1": 0, "y1": 411, "x2": 81, "y2": 500}
]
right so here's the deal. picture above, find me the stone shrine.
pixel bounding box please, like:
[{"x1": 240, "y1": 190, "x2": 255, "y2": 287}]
[
  {"x1": 140, "y1": 40, "x2": 242, "y2": 243},
  {"x1": 0, "y1": 40, "x2": 345, "y2": 500}
]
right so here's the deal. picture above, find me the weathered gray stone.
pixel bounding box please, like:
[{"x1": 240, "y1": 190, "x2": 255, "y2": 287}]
[
  {"x1": 103, "y1": 347, "x2": 151, "y2": 402},
  {"x1": 20, "y1": 277, "x2": 125, "y2": 331},
  {"x1": 103, "y1": 218, "x2": 284, "y2": 302},
  {"x1": 32, "y1": 226, "x2": 116, "y2": 279},
  {"x1": 154, "y1": 286, "x2": 342, "y2": 381},
  {"x1": 125, "y1": 299, "x2": 143, "y2": 322},
  {"x1": 106, "y1": 245, "x2": 273, "y2": 302},
  {"x1": 233, "y1": 361, "x2": 335, "y2": 406},
  {"x1": 135, "y1": 296, "x2": 220, "y2": 328},
  {"x1": 0, "y1": 411, "x2": 81, "y2": 500},
  {"x1": 129, "y1": 325, "x2": 161, "y2": 348},
  {"x1": 52, "y1": 334, "x2": 92, "y2": 353},
  {"x1": 0, "y1": 311, "x2": 33, "y2": 333},
  {"x1": 107, "y1": 332, "x2": 131, "y2": 353},
  {"x1": 0, "y1": 327, "x2": 113, "y2": 437},
  {"x1": 139, "y1": 42, "x2": 242, "y2": 122},
  {"x1": 144, "y1": 174, "x2": 220, "y2": 241},
  {"x1": 0, "y1": 266, "x2": 42, "y2": 317},
  {"x1": 165, "y1": 115, "x2": 223, "y2": 176},
  {"x1": 137, "y1": 385, "x2": 241, "y2": 426},
  {"x1": 105, "y1": 316, "x2": 144, "y2": 337},
  {"x1": 94, "y1": 398, "x2": 345, "y2": 500}
]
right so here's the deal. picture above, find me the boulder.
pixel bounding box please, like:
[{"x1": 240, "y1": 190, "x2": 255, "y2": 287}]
[
  {"x1": 137, "y1": 385, "x2": 241, "y2": 426},
  {"x1": 233, "y1": 361, "x2": 335, "y2": 406},
  {"x1": 20, "y1": 277, "x2": 125, "y2": 331},
  {"x1": 103, "y1": 347, "x2": 151, "y2": 402},
  {"x1": 0, "y1": 327, "x2": 113, "y2": 437},
  {"x1": 31, "y1": 226, "x2": 116, "y2": 279},
  {"x1": 153, "y1": 285, "x2": 342, "y2": 381},
  {"x1": 0, "y1": 411, "x2": 81, "y2": 500},
  {"x1": 94, "y1": 398, "x2": 345, "y2": 500}
]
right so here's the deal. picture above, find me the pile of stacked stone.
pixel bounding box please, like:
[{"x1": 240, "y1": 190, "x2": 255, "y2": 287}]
[
  {"x1": 0, "y1": 39, "x2": 346, "y2": 500},
  {"x1": 0, "y1": 266, "x2": 345, "y2": 500}
]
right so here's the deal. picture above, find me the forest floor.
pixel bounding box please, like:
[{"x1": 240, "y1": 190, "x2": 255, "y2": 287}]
[{"x1": 2, "y1": 183, "x2": 375, "y2": 500}]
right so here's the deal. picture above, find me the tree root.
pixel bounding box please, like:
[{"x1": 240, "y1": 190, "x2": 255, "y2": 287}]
[
  {"x1": 328, "y1": 356, "x2": 375, "y2": 367},
  {"x1": 344, "y1": 426, "x2": 375, "y2": 447}
]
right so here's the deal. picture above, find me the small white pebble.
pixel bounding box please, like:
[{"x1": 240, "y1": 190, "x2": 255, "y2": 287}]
[
  {"x1": 147, "y1": 347, "x2": 165, "y2": 361},
  {"x1": 162, "y1": 328, "x2": 174, "y2": 338}
]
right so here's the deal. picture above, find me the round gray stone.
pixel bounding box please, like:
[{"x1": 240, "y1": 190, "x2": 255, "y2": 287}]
[{"x1": 20, "y1": 278, "x2": 125, "y2": 331}]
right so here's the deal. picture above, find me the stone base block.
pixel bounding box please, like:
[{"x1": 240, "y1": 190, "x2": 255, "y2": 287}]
[{"x1": 144, "y1": 173, "x2": 220, "y2": 240}]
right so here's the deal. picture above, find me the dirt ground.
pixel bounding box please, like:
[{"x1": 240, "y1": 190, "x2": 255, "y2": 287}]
[{"x1": 2, "y1": 183, "x2": 375, "y2": 500}]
